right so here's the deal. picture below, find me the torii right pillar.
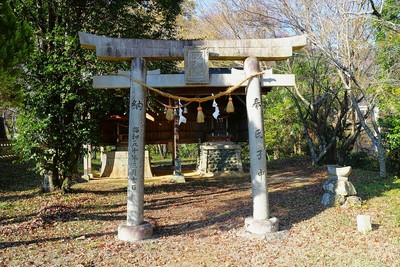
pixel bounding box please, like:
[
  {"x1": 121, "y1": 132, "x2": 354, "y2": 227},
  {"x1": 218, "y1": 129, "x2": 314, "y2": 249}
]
[{"x1": 244, "y1": 57, "x2": 279, "y2": 234}]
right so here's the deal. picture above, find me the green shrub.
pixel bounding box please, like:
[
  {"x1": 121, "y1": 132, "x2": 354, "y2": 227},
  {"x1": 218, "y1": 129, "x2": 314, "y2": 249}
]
[
  {"x1": 344, "y1": 151, "x2": 379, "y2": 171},
  {"x1": 239, "y1": 142, "x2": 250, "y2": 165}
]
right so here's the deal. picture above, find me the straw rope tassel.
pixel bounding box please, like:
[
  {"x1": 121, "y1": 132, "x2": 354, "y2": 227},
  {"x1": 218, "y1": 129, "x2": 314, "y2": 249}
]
[
  {"x1": 226, "y1": 95, "x2": 234, "y2": 113},
  {"x1": 166, "y1": 99, "x2": 174, "y2": 121},
  {"x1": 197, "y1": 104, "x2": 205, "y2": 123}
]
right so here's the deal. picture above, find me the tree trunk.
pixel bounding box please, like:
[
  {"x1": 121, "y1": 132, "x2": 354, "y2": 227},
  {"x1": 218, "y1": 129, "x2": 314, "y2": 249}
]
[
  {"x1": 350, "y1": 92, "x2": 387, "y2": 178},
  {"x1": 0, "y1": 117, "x2": 7, "y2": 139},
  {"x1": 61, "y1": 177, "x2": 71, "y2": 193},
  {"x1": 323, "y1": 141, "x2": 337, "y2": 164},
  {"x1": 376, "y1": 138, "x2": 387, "y2": 178},
  {"x1": 50, "y1": 152, "x2": 62, "y2": 190},
  {"x1": 287, "y1": 87, "x2": 319, "y2": 165}
]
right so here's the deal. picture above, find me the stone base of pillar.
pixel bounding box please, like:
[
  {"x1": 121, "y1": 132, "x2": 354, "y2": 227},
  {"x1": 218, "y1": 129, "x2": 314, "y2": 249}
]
[
  {"x1": 118, "y1": 222, "x2": 153, "y2": 242},
  {"x1": 170, "y1": 174, "x2": 186, "y2": 183},
  {"x1": 81, "y1": 174, "x2": 93, "y2": 182},
  {"x1": 244, "y1": 217, "x2": 279, "y2": 235}
]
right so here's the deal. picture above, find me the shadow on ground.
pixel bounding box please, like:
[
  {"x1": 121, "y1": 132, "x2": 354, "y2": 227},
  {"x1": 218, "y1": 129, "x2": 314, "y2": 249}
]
[
  {"x1": 0, "y1": 231, "x2": 116, "y2": 249},
  {"x1": 145, "y1": 171, "x2": 325, "y2": 237},
  {"x1": 0, "y1": 160, "x2": 41, "y2": 198},
  {"x1": 6, "y1": 158, "x2": 394, "y2": 248}
]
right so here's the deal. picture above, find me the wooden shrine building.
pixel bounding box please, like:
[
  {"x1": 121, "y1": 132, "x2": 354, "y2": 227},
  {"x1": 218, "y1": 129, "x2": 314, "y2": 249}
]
[{"x1": 98, "y1": 67, "x2": 296, "y2": 146}]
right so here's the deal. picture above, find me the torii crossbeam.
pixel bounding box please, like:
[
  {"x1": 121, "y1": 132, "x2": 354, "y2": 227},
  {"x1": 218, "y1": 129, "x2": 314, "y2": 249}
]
[{"x1": 79, "y1": 32, "x2": 306, "y2": 61}]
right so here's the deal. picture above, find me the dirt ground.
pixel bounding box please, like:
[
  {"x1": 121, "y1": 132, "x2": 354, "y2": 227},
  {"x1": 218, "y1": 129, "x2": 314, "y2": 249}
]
[{"x1": 1, "y1": 158, "x2": 399, "y2": 266}]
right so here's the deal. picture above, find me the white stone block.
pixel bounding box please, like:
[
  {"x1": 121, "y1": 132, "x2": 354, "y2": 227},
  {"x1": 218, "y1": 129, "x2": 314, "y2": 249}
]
[{"x1": 357, "y1": 215, "x2": 372, "y2": 233}]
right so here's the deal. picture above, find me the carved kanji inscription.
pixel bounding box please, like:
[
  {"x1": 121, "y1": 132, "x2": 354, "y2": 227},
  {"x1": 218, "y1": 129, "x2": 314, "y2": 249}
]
[{"x1": 184, "y1": 47, "x2": 209, "y2": 84}]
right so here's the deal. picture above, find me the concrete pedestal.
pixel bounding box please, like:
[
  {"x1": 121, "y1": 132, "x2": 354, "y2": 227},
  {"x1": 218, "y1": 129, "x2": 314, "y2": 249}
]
[
  {"x1": 100, "y1": 149, "x2": 153, "y2": 178},
  {"x1": 197, "y1": 142, "x2": 243, "y2": 175},
  {"x1": 245, "y1": 217, "x2": 279, "y2": 234},
  {"x1": 118, "y1": 222, "x2": 154, "y2": 242}
]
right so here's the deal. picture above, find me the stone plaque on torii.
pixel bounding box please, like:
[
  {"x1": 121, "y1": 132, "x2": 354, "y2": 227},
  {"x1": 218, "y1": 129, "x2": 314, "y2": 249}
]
[{"x1": 79, "y1": 32, "x2": 306, "y2": 241}]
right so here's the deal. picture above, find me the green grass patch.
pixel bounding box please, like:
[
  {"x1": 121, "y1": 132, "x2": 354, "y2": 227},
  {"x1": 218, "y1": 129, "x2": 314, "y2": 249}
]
[
  {"x1": 353, "y1": 169, "x2": 400, "y2": 229},
  {"x1": 0, "y1": 201, "x2": 14, "y2": 209},
  {"x1": 353, "y1": 170, "x2": 400, "y2": 199}
]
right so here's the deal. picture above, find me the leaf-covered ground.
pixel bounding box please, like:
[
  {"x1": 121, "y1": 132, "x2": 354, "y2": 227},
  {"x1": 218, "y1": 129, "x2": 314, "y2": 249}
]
[{"x1": 1, "y1": 158, "x2": 399, "y2": 266}]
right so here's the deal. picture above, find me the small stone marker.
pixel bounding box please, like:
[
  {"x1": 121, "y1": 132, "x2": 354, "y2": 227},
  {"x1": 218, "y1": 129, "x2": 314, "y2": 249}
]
[
  {"x1": 357, "y1": 215, "x2": 372, "y2": 233},
  {"x1": 42, "y1": 170, "x2": 55, "y2": 192}
]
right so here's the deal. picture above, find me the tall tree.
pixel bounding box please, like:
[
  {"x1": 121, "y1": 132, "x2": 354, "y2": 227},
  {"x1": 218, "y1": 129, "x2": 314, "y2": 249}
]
[
  {"x1": 0, "y1": 0, "x2": 32, "y2": 108},
  {"x1": 188, "y1": 0, "x2": 364, "y2": 165},
  {"x1": 381, "y1": 100, "x2": 400, "y2": 176},
  {"x1": 374, "y1": 0, "x2": 400, "y2": 176},
  {"x1": 13, "y1": 0, "x2": 183, "y2": 191},
  {"x1": 364, "y1": 0, "x2": 400, "y2": 33},
  {"x1": 263, "y1": 87, "x2": 304, "y2": 159},
  {"x1": 226, "y1": 0, "x2": 399, "y2": 177},
  {"x1": 284, "y1": 50, "x2": 363, "y2": 165}
]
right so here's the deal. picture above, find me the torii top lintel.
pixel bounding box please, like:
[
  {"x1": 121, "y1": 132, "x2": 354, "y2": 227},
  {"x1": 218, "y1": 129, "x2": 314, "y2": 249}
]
[{"x1": 78, "y1": 32, "x2": 307, "y2": 61}]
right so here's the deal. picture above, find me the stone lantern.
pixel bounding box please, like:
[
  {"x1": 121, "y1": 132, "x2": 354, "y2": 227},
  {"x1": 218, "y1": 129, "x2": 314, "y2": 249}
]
[{"x1": 322, "y1": 165, "x2": 362, "y2": 207}]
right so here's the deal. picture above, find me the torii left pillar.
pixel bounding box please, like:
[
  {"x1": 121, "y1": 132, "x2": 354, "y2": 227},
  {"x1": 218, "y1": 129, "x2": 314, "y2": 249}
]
[{"x1": 118, "y1": 57, "x2": 153, "y2": 242}]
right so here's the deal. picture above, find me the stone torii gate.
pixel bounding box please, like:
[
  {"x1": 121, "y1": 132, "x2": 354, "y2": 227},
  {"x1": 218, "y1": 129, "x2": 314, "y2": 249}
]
[{"x1": 79, "y1": 32, "x2": 306, "y2": 241}]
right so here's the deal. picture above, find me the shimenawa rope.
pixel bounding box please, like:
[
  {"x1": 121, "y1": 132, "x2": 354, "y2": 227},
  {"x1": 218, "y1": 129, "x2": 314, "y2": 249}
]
[{"x1": 116, "y1": 71, "x2": 266, "y2": 103}]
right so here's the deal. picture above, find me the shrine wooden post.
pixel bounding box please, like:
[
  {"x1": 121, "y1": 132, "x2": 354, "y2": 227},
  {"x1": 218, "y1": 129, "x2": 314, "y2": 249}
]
[{"x1": 171, "y1": 100, "x2": 186, "y2": 183}]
